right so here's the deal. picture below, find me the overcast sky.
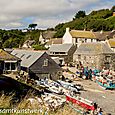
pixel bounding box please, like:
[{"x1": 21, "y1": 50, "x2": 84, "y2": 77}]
[{"x1": 0, "y1": 0, "x2": 114, "y2": 29}]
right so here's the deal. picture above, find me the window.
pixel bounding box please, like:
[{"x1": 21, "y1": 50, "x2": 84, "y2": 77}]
[
  {"x1": 105, "y1": 56, "x2": 111, "y2": 61},
  {"x1": 20, "y1": 54, "x2": 25, "y2": 58},
  {"x1": 5, "y1": 63, "x2": 10, "y2": 70},
  {"x1": 50, "y1": 52, "x2": 53, "y2": 54},
  {"x1": 84, "y1": 56, "x2": 86, "y2": 60},
  {"x1": 14, "y1": 53, "x2": 18, "y2": 56},
  {"x1": 43, "y1": 59, "x2": 48, "y2": 66},
  {"x1": 26, "y1": 55, "x2": 31, "y2": 59},
  {"x1": 76, "y1": 39, "x2": 78, "y2": 43},
  {"x1": 78, "y1": 55, "x2": 81, "y2": 59},
  {"x1": 11, "y1": 63, "x2": 16, "y2": 70}
]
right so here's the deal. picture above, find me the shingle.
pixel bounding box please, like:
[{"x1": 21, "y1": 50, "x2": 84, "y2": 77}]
[
  {"x1": 11, "y1": 49, "x2": 45, "y2": 67},
  {"x1": 48, "y1": 44, "x2": 73, "y2": 52}
]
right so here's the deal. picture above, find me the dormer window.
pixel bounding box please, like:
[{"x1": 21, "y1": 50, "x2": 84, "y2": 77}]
[
  {"x1": 43, "y1": 59, "x2": 48, "y2": 66},
  {"x1": 20, "y1": 54, "x2": 25, "y2": 58},
  {"x1": 26, "y1": 55, "x2": 31, "y2": 59}
]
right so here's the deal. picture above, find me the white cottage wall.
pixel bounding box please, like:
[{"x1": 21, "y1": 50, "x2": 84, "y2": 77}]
[{"x1": 62, "y1": 28, "x2": 73, "y2": 44}]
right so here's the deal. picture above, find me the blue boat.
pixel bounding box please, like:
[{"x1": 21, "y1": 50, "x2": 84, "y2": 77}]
[{"x1": 96, "y1": 80, "x2": 115, "y2": 90}]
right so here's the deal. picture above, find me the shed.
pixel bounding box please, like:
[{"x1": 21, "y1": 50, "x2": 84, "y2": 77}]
[
  {"x1": 0, "y1": 49, "x2": 21, "y2": 74},
  {"x1": 11, "y1": 49, "x2": 62, "y2": 80}
]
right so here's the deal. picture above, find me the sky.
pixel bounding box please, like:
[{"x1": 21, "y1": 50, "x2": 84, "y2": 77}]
[{"x1": 0, "y1": 0, "x2": 114, "y2": 29}]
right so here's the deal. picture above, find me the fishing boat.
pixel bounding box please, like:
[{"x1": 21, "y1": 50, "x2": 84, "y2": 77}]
[
  {"x1": 66, "y1": 95, "x2": 96, "y2": 111},
  {"x1": 57, "y1": 80, "x2": 83, "y2": 91},
  {"x1": 96, "y1": 80, "x2": 115, "y2": 89}
]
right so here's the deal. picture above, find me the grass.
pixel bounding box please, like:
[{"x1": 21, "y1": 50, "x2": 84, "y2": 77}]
[{"x1": 0, "y1": 91, "x2": 82, "y2": 115}]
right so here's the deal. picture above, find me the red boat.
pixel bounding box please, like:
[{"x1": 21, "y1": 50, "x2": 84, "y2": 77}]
[{"x1": 66, "y1": 95, "x2": 95, "y2": 111}]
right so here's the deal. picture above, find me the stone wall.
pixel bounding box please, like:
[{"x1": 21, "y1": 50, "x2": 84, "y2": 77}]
[{"x1": 73, "y1": 53, "x2": 115, "y2": 70}]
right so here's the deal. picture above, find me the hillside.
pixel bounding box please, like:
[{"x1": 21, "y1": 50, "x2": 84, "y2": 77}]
[
  {"x1": 54, "y1": 6, "x2": 115, "y2": 38},
  {"x1": 0, "y1": 6, "x2": 115, "y2": 49}
]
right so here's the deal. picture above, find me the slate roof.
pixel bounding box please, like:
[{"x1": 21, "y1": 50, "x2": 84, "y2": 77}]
[
  {"x1": 0, "y1": 49, "x2": 20, "y2": 61},
  {"x1": 70, "y1": 30, "x2": 96, "y2": 39},
  {"x1": 46, "y1": 38, "x2": 62, "y2": 45},
  {"x1": 42, "y1": 31, "x2": 56, "y2": 39},
  {"x1": 11, "y1": 49, "x2": 45, "y2": 67},
  {"x1": 48, "y1": 44, "x2": 73, "y2": 52},
  {"x1": 108, "y1": 30, "x2": 115, "y2": 39},
  {"x1": 74, "y1": 42, "x2": 114, "y2": 54},
  {"x1": 93, "y1": 31, "x2": 111, "y2": 40}
]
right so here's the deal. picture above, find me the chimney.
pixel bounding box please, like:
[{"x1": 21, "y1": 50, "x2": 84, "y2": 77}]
[
  {"x1": 66, "y1": 27, "x2": 70, "y2": 32},
  {"x1": 52, "y1": 41, "x2": 54, "y2": 45},
  {"x1": 100, "y1": 30, "x2": 103, "y2": 34},
  {"x1": 111, "y1": 30, "x2": 115, "y2": 33}
]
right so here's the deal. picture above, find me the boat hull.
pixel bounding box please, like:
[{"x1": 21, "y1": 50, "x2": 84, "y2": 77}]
[
  {"x1": 66, "y1": 95, "x2": 95, "y2": 111},
  {"x1": 96, "y1": 80, "x2": 115, "y2": 89}
]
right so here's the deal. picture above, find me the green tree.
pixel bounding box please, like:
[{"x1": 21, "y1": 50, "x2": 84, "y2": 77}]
[
  {"x1": 73, "y1": 11, "x2": 86, "y2": 20},
  {"x1": 111, "y1": 5, "x2": 115, "y2": 12},
  {"x1": 28, "y1": 24, "x2": 37, "y2": 30},
  {"x1": 55, "y1": 23, "x2": 64, "y2": 31},
  {"x1": 32, "y1": 44, "x2": 47, "y2": 50}
]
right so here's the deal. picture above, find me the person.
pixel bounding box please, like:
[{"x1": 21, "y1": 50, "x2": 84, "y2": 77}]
[
  {"x1": 61, "y1": 75, "x2": 65, "y2": 81},
  {"x1": 71, "y1": 74, "x2": 74, "y2": 79},
  {"x1": 76, "y1": 64, "x2": 79, "y2": 69},
  {"x1": 76, "y1": 70, "x2": 80, "y2": 77},
  {"x1": 88, "y1": 69, "x2": 92, "y2": 80},
  {"x1": 84, "y1": 66, "x2": 89, "y2": 79},
  {"x1": 97, "y1": 108, "x2": 103, "y2": 115}
]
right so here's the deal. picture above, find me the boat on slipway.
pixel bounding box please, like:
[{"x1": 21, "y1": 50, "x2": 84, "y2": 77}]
[
  {"x1": 66, "y1": 95, "x2": 96, "y2": 111},
  {"x1": 96, "y1": 80, "x2": 115, "y2": 90}
]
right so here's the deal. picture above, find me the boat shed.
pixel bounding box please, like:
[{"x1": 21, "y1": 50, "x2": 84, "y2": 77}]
[
  {"x1": 11, "y1": 49, "x2": 62, "y2": 80},
  {"x1": 0, "y1": 49, "x2": 21, "y2": 74}
]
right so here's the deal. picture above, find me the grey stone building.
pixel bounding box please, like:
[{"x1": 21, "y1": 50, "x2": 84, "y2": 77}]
[
  {"x1": 48, "y1": 44, "x2": 77, "y2": 65},
  {"x1": 11, "y1": 49, "x2": 62, "y2": 80},
  {"x1": 73, "y1": 42, "x2": 115, "y2": 70}
]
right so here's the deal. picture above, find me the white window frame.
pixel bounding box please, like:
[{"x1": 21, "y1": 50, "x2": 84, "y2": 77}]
[{"x1": 43, "y1": 59, "x2": 48, "y2": 66}]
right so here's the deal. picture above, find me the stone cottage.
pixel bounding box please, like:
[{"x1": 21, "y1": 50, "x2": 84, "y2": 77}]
[
  {"x1": 48, "y1": 44, "x2": 76, "y2": 65},
  {"x1": 73, "y1": 42, "x2": 115, "y2": 70},
  {"x1": 106, "y1": 38, "x2": 115, "y2": 52}
]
